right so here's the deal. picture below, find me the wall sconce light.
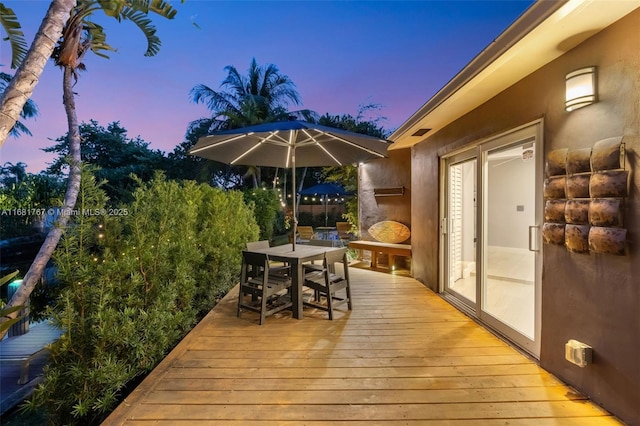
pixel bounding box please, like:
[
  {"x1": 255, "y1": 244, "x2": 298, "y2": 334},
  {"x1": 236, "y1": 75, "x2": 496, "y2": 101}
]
[{"x1": 565, "y1": 66, "x2": 597, "y2": 111}]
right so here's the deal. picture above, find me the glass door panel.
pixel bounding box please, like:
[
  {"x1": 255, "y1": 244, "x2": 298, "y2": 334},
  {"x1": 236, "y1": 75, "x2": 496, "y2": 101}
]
[
  {"x1": 445, "y1": 157, "x2": 477, "y2": 305},
  {"x1": 482, "y1": 144, "x2": 536, "y2": 339}
]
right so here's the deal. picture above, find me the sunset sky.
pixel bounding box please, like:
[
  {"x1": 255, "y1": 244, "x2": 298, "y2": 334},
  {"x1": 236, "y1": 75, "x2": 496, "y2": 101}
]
[{"x1": 1, "y1": 0, "x2": 533, "y2": 172}]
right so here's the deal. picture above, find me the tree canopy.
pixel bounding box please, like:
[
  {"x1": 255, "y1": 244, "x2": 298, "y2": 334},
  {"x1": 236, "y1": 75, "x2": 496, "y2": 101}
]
[{"x1": 44, "y1": 120, "x2": 169, "y2": 205}]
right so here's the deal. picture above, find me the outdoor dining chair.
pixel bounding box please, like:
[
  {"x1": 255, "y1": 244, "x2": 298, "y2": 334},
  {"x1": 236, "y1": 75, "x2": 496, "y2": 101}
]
[
  {"x1": 238, "y1": 251, "x2": 293, "y2": 325},
  {"x1": 302, "y1": 247, "x2": 352, "y2": 320},
  {"x1": 296, "y1": 226, "x2": 316, "y2": 243},
  {"x1": 246, "y1": 240, "x2": 290, "y2": 276},
  {"x1": 336, "y1": 222, "x2": 355, "y2": 244}
]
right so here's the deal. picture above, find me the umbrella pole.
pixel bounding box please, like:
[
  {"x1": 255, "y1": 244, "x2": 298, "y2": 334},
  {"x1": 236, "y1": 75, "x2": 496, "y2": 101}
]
[
  {"x1": 325, "y1": 196, "x2": 328, "y2": 227},
  {"x1": 291, "y1": 133, "x2": 297, "y2": 251}
]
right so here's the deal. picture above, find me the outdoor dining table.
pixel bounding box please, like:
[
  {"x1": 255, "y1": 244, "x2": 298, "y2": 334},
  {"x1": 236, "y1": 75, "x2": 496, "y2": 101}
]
[{"x1": 244, "y1": 243, "x2": 345, "y2": 319}]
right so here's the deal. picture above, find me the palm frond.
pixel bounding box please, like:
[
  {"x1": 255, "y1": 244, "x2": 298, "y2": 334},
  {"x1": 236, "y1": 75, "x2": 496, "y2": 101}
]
[
  {"x1": 9, "y1": 121, "x2": 32, "y2": 137},
  {"x1": 222, "y1": 65, "x2": 247, "y2": 96},
  {"x1": 190, "y1": 84, "x2": 239, "y2": 115},
  {"x1": 120, "y1": 7, "x2": 160, "y2": 56},
  {"x1": 84, "y1": 21, "x2": 117, "y2": 59},
  {"x1": 96, "y1": 0, "x2": 124, "y2": 19},
  {"x1": 185, "y1": 117, "x2": 215, "y2": 141},
  {"x1": 248, "y1": 58, "x2": 262, "y2": 96},
  {"x1": 0, "y1": 4, "x2": 28, "y2": 68},
  {"x1": 147, "y1": 0, "x2": 177, "y2": 19},
  {"x1": 190, "y1": 84, "x2": 215, "y2": 104},
  {"x1": 0, "y1": 270, "x2": 19, "y2": 287}
]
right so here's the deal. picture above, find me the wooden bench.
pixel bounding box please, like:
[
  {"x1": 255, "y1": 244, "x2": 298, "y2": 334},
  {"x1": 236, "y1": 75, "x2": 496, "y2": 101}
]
[
  {"x1": 0, "y1": 322, "x2": 62, "y2": 384},
  {"x1": 349, "y1": 240, "x2": 411, "y2": 273}
]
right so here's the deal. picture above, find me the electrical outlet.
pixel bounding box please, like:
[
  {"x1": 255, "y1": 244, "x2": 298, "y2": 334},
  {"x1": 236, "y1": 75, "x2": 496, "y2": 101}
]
[{"x1": 565, "y1": 339, "x2": 592, "y2": 367}]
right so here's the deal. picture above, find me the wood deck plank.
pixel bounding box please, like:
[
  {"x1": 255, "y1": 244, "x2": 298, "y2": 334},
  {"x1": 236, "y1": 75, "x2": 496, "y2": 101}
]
[
  {"x1": 143, "y1": 386, "x2": 586, "y2": 405},
  {"x1": 122, "y1": 420, "x2": 621, "y2": 426},
  {"x1": 151, "y1": 375, "x2": 566, "y2": 391},
  {"x1": 103, "y1": 267, "x2": 621, "y2": 425},
  {"x1": 114, "y1": 401, "x2": 612, "y2": 421}
]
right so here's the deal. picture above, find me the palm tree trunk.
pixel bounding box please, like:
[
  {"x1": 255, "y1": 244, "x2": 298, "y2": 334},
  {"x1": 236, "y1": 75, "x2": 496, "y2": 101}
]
[
  {"x1": 0, "y1": 0, "x2": 76, "y2": 148},
  {"x1": 0, "y1": 66, "x2": 81, "y2": 339}
]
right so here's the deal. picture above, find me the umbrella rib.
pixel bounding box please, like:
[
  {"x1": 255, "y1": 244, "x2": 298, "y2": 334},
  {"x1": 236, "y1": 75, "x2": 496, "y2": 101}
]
[
  {"x1": 299, "y1": 129, "x2": 341, "y2": 165},
  {"x1": 320, "y1": 130, "x2": 387, "y2": 158},
  {"x1": 231, "y1": 132, "x2": 279, "y2": 164},
  {"x1": 190, "y1": 132, "x2": 255, "y2": 154},
  {"x1": 316, "y1": 143, "x2": 343, "y2": 166}
]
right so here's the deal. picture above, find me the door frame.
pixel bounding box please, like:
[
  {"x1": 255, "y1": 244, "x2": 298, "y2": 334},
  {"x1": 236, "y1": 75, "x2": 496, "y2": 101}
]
[{"x1": 439, "y1": 119, "x2": 543, "y2": 358}]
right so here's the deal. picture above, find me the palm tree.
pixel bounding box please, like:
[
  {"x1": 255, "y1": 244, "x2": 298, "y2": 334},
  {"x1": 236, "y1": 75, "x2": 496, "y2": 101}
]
[
  {"x1": 189, "y1": 57, "x2": 317, "y2": 187},
  {"x1": 0, "y1": 0, "x2": 180, "y2": 339},
  {"x1": 0, "y1": 72, "x2": 39, "y2": 138},
  {"x1": 190, "y1": 57, "x2": 315, "y2": 132},
  {"x1": 0, "y1": 0, "x2": 76, "y2": 148},
  {"x1": 1, "y1": 161, "x2": 28, "y2": 185}
]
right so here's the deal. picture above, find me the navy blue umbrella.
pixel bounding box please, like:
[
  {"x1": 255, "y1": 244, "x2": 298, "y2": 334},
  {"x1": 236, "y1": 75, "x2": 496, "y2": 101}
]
[
  {"x1": 300, "y1": 183, "x2": 353, "y2": 227},
  {"x1": 189, "y1": 121, "x2": 389, "y2": 250}
]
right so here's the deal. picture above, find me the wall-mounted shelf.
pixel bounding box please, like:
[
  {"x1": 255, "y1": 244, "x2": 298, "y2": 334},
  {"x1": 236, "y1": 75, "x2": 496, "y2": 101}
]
[{"x1": 374, "y1": 186, "x2": 405, "y2": 197}]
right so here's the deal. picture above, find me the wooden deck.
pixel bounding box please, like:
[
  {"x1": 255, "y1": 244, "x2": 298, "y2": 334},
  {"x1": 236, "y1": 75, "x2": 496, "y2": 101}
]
[{"x1": 104, "y1": 267, "x2": 620, "y2": 425}]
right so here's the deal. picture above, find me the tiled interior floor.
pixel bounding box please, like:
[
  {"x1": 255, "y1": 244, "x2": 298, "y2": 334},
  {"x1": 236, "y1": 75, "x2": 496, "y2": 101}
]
[{"x1": 449, "y1": 246, "x2": 535, "y2": 338}]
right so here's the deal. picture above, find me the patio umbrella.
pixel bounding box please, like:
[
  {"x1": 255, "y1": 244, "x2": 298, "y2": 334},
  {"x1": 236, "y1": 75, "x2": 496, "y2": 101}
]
[
  {"x1": 299, "y1": 183, "x2": 352, "y2": 227},
  {"x1": 189, "y1": 120, "x2": 390, "y2": 250}
]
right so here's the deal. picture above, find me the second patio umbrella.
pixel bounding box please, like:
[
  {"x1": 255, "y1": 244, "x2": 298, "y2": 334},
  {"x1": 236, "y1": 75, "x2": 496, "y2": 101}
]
[
  {"x1": 299, "y1": 183, "x2": 352, "y2": 227},
  {"x1": 189, "y1": 120, "x2": 390, "y2": 250}
]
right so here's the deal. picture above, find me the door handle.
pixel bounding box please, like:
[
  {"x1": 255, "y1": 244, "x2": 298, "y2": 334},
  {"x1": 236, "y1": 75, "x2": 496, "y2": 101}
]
[
  {"x1": 442, "y1": 218, "x2": 447, "y2": 235},
  {"x1": 528, "y1": 226, "x2": 540, "y2": 252}
]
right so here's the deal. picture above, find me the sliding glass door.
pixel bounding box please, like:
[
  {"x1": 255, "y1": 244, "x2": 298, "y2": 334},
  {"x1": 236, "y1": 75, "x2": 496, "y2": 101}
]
[{"x1": 442, "y1": 122, "x2": 542, "y2": 357}]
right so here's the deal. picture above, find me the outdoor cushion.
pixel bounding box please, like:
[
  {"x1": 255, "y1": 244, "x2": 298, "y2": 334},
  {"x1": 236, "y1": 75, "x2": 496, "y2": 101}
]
[{"x1": 368, "y1": 220, "x2": 410, "y2": 244}]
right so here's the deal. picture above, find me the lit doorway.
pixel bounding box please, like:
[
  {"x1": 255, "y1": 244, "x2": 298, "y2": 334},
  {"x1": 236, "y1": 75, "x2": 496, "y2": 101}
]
[{"x1": 441, "y1": 122, "x2": 542, "y2": 357}]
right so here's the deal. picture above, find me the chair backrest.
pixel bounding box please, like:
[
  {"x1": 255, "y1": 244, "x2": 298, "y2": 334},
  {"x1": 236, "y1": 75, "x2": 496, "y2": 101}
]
[
  {"x1": 323, "y1": 248, "x2": 348, "y2": 277},
  {"x1": 336, "y1": 222, "x2": 352, "y2": 238},
  {"x1": 325, "y1": 247, "x2": 347, "y2": 265},
  {"x1": 242, "y1": 250, "x2": 269, "y2": 279},
  {"x1": 297, "y1": 226, "x2": 315, "y2": 240},
  {"x1": 246, "y1": 240, "x2": 270, "y2": 251}
]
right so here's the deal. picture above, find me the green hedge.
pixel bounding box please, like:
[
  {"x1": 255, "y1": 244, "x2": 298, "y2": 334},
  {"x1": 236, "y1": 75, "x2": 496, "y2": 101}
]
[
  {"x1": 242, "y1": 188, "x2": 280, "y2": 241},
  {"x1": 28, "y1": 173, "x2": 259, "y2": 425}
]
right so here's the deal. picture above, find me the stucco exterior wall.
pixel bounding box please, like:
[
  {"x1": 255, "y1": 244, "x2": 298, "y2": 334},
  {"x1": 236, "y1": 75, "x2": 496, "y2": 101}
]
[
  {"x1": 358, "y1": 149, "x2": 411, "y2": 240},
  {"x1": 407, "y1": 9, "x2": 640, "y2": 424}
]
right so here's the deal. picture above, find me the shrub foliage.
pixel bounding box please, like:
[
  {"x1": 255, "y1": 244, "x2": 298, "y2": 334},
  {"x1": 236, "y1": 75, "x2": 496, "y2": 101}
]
[
  {"x1": 242, "y1": 188, "x2": 280, "y2": 241},
  {"x1": 27, "y1": 173, "x2": 259, "y2": 425}
]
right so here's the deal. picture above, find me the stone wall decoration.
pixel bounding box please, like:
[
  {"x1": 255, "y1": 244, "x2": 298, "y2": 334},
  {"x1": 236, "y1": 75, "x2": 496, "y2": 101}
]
[
  {"x1": 590, "y1": 170, "x2": 629, "y2": 198},
  {"x1": 546, "y1": 148, "x2": 568, "y2": 177},
  {"x1": 567, "y1": 148, "x2": 592, "y2": 174},
  {"x1": 542, "y1": 136, "x2": 628, "y2": 255},
  {"x1": 591, "y1": 136, "x2": 624, "y2": 171},
  {"x1": 542, "y1": 223, "x2": 565, "y2": 245},
  {"x1": 565, "y1": 200, "x2": 590, "y2": 224},
  {"x1": 565, "y1": 224, "x2": 590, "y2": 253},
  {"x1": 589, "y1": 199, "x2": 623, "y2": 227},
  {"x1": 544, "y1": 200, "x2": 566, "y2": 223},
  {"x1": 566, "y1": 174, "x2": 591, "y2": 199},
  {"x1": 588, "y1": 227, "x2": 627, "y2": 255},
  {"x1": 544, "y1": 176, "x2": 566, "y2": 198}
]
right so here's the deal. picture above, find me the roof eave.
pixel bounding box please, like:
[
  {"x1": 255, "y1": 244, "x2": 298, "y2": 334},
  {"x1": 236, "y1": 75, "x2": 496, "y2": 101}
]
[{"x1": 389, "y1": 0, "x2": 640, "y2": 150}]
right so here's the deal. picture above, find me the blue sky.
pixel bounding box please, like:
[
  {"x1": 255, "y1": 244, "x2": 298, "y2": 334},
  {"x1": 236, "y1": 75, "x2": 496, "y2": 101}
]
[{"x1": 1, "y1": 0, "x2": 534, "y2": 172}]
